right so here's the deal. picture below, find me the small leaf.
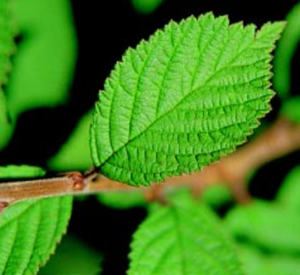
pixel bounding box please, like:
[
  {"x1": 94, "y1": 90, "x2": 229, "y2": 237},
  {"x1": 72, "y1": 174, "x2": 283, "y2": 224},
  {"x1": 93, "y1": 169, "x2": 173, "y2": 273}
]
[
  {"x1": 0, "y1": 91, "x2": 13, "y2": 151},
  {"x1": 0, "y1": 164, "x2": 46, "y2": 179},
  {"x1": 131, "y1": 0, "x2": 165, "y2": 14},
  {"x1": 280, "y1": 96, "x2": 300, "y2": 123},
  {"x1": 0, "y1": 91, "x2": 10, "y2": 124},
  {"x1": 225, "y1": 200, "x2": 300, "y2": 254},
  {"x1": 0, "y1": 0, "x2": 16, "y2": 89},
  {"x1": 0, "y1": 196, "x2": 73, "y2": 275},
  {"x1": 273, "y1": 2, "x2": 300, "y2": 98},
  {"x1": 90, "y1": 13, "x2": 285, "y2": 186},
  {"x1": 238, "y1": 244, "x2": 300, "y2": 275},
  {"x1": 39, "y1": 234, "x2": 102, "y2": 275},
  {"x1": 128, "y1": 189, "x2": 244, "y2": 275},
  {"x1": 97, "y1": 191, "x2": 145, "y2": 209},
  {"x1": 0, "y1": 0, "x2": 16, "y2": 128},
  {"x1": 277, "y1": 165, "x2": 300, "y2": 211},
  {"x1": 48, "y1": 110, "x2": 93, "y2": 171},
  {"x1": 201, "y1": 184, "x2": 233, "y2": 208}
]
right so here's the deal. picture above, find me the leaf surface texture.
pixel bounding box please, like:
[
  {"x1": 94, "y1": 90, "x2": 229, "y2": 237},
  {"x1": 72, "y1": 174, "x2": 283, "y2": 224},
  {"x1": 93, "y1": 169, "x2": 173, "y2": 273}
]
[
  {"x1": 0, "y1": 165, "x2": 72, "y2": 275},
  {"x1": 128, "y1": 190, "x2": 244, "y2": 275},
  {"x1": 91, "y1": 13, "x2": 284, "y2": 186},
  {"x1": 0, "y1": 197, "x2": 73, "y2": 275}
]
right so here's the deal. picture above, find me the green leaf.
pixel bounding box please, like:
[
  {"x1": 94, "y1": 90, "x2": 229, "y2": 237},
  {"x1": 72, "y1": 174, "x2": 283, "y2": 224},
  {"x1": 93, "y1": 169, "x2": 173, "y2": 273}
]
[
  {"x1": 237, "y1": 244, "x2": 300, "y2": 275},
  {"x1": 6, "y1": 0, "x2": 77, "y2": 117},
  {"x1": 128, "y1": 189, "x2": 244, "y2": 275},
  {"x1": 39, "y1": 234, "x2": 102, "y2": 275},
  {"x1": 280, "y1": 96, "x2": 300, "y2": 123},
  {"x1": 90, "y1": 13, "x2": 285, "y2": 186},
  {"x1": 48, "y1": 110, "x2": 93, "y2": 171},
  {"x1": 201, "y1": 184, "x2": 233, "y2": 208},
  {"x1": 0, "y1": 0, "x2": 16, "y2": 89},
  {"x1": 225, "y1": 200, "x2": 300, "y2": 254},
  {"x1": 0, "y1": 164, "x2": 46, "y2": 179},
  {"x1": 273, "y1": 2, "x2": 300, "y2": 98},
  {"x1": 0, "y1": 196, "x2": 73, "y2": 275},
  {"x1": 277, "y1": 165, "x2": 300, "y2": 211},
  {"x1": 131, "y1": 0, "x2": 165, "y2": 14},
  {"x1": 0, "y1": 91, "x2": 9, "y2": 124},
  {"x1": 0, "y1": 0, "x2": 16, "y2": 149},
  {"x1": 97, "y1": 191, "x2": 145, "y2": 209}
]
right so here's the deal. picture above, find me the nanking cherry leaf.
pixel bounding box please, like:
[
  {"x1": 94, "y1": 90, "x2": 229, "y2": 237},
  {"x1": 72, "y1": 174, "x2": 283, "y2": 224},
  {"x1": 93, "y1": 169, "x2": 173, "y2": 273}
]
[
  {"x1": 127, "y1": 189, "x2": 244, "y2": 275},
  {"x1": 0, "y1": 196, "x2": 73, "y2": 275},
  {"x1": 0, "y1": 165, "x2": 73, "y2": 275},
  {"x1": 90, "y1": 13, "x2": 285, "y2": 186}
]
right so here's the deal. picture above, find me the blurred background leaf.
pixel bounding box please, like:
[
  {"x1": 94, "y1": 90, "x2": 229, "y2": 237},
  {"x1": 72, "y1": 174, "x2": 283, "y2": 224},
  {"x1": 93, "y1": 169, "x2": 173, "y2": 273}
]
[
  {"x1": 48, "y1": 110, "x2": 93, "y2": 172},
  {"x1": 225, "y1": 200, "x2": 300, "y2": 254},
  {"x1": 277, "y1": 165, "x2": 300, "y2": 211},
  {"x1": 273, "y1": 1, "x2": 300, "y2": 99},
  {"x1": 0, "y1": 164, "x2": 45, "y2": 178},
  {"x1": 0, "y1": 0, "x2": 17, "y2": 151},
  {"x1": 39, "y1": 234, "x2": 102, "y2": 275},
  {"x1": 97, "y1": 191, "x2": 145, "y2": 210},
  {"x1": 238, "y1": 244, "x2": 300, "y2": 275},
  {"x1": 131, "y1": 0, "x2": 165, "y2": 14},
  {"x1": 7, "y1": 0, "x2": 77, "y2": 117},
  {"x1": 280, "y1": 96, "x2": 300, "y2": 122}
]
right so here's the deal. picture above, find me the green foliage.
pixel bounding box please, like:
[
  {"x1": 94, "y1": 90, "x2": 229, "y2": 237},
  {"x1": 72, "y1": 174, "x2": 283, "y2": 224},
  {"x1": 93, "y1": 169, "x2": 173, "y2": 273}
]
[
  {"x1": 0, "y1": 1, "x2": 298, "y2": 274},
  {"x1": 225, "y1": 200, "x2": 300, "y2": 254},
  {"x1": 277, "y1": 165, "x2": 300, "y2": 211},
  {"x1": 0, "y1": 0, "x2": 16, "y2": 89},
  {"x1": 131, "y1": 0, "x2": 165, "y2": 14},
  {"x1": 128, "y1": 189, "x2": 244, "y2": 275},
  {"x1": 0, "y1": 0, "x2": 16, "y2": 149},
  {"x1": 6, "y1": 0, "x2": 77, "y2": 117},
  {"x1": 273, "y1": 2, "x2": 300, "y2": 98},
  {"x1": 0, "y1": 92, "x2": 9, "y2": 124},
  {"x1": 0, "y1": 165, "x2": 72, "y2": 275},
  {"x1": 280, "y1": 96, "x2": 300, "y2": 123},
  {"x1": 90, "y1": 13, "x2": 284, "y2": 186},
  {"x1": 97, "y1": 190, "x2": 145, "y2": 209},
  {"x1": 0, "y1": 165, "x2": 46, "y2": 179},
  {"x1": 238, "y1": 244, "x2": 300, "y2": 275},
  {"x1": 0, "y1": 196, "x2": 73, "y2": 275},
  {"x1": 48, "y1": 110, "x2": 93, "y2": 171},
  {"x1": 39, "y1": 235, "x2": 102, "y2": 275}
]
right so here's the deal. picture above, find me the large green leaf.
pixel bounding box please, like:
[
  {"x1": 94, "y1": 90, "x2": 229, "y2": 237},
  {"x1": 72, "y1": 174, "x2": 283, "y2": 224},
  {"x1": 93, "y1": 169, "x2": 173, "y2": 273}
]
[
  {"x1": 0, "y1": 196, "x2": 73, "y2": 275},
  {"x1": 128, "y1": 189, "x2": 244, "y2": 275},
  {"x1": 90, "y1": 13, "x2": 284, "y2": 186}
]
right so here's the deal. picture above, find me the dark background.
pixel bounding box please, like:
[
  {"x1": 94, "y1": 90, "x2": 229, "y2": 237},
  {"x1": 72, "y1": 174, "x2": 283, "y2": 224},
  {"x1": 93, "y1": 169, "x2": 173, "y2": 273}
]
[{"x1": 1, "y1": 1, "x2": 300, "y2": 274}]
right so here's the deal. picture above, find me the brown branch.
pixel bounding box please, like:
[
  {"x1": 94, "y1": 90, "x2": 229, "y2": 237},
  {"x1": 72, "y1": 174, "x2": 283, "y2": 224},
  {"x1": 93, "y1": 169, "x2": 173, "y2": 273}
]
[{"x1": 1, "y1": 116, "x2": 300, "y2": 210}]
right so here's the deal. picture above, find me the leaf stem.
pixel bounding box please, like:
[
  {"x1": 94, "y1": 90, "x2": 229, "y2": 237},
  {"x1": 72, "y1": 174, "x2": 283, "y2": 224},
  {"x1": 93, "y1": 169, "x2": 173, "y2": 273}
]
[{"x1": 0, "y1": 116, "x2": 299, "y2": 210}]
